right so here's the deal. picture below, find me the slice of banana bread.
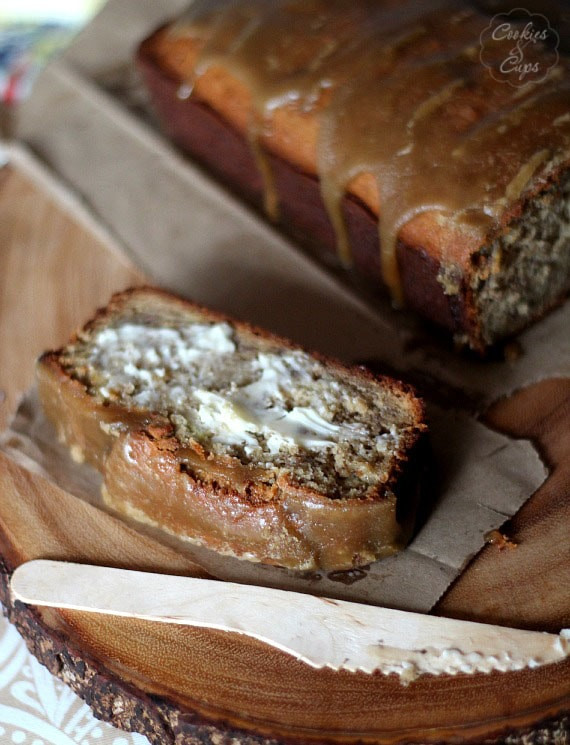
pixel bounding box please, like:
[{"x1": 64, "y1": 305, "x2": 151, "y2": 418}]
[{"x1": 37, "y1": 287, "x2": 427, "y2": 570}]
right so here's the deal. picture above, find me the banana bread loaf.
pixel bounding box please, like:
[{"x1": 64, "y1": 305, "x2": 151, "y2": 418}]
[
  {"x1": 137, "y1": 0, "x2": 570, "y2": 351},
  {"x1": 37, "y1": 288, "x2": 427, "y2": 570}
]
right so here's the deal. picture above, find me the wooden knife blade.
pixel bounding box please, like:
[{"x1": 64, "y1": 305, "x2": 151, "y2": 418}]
[{"x1": 11, "y1": 560, "x2": 569, "y2": 683}]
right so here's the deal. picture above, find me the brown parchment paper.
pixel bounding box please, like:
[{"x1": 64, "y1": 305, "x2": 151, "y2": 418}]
[
  {"x1": 0, "y1": 387, "x2": 545, "y2": 613},
  {"x1": 15, "y1": 0, "x2": 570, "y2": 409}
]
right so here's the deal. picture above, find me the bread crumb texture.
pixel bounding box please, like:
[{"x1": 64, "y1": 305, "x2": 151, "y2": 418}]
[
  {"x1": 474, "y1": 173, "x2": 570, "y2": 345},
  {"x1": 60, "y1": 307, "x2": 418, "y2": 499}
]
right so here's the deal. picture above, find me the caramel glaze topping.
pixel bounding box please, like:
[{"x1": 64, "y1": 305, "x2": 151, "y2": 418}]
[{"x1": 172, "y1": 0, "x2": 570, "y2": 305}]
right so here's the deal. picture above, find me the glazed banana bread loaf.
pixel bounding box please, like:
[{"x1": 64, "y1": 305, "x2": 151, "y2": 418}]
[
  {"x1": 37, "y1": 288, "x2": 427, "y2": 570},
  {"x1": 137, "y1": 0, "x2": 570, "y2": 351}
]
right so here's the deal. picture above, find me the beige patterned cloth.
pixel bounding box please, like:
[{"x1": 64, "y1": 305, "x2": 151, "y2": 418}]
[{"x1": 0, "y1": 614, "x2": 146, "y2": 745}]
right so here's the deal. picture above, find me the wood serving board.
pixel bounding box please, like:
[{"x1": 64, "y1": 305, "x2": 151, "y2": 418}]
[{"x1": 0, "y1": 150, "x2": 568, "y2": 744}]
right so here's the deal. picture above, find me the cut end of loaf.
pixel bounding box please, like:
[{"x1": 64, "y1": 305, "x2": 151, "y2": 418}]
[{"x1": 471, "y1": 170, "x2": 570, "y2": 348}]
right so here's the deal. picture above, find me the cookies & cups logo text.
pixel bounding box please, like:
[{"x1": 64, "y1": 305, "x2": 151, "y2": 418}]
[{"x1": 480, "y1": 8, "x2": 559, "y2": 87}]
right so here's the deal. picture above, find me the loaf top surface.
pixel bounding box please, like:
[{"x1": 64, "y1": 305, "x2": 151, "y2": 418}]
[
  {"x1": 43, "y1": 288, "x2": 425, "y2": 502},
  {"x1": 144, "y1": 0, "x2": 570, "y2": 300}
]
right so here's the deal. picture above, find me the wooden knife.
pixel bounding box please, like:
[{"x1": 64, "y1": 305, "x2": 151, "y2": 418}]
[{"x1": 11, "y1": 560, "x2": 569, "y2": 683}]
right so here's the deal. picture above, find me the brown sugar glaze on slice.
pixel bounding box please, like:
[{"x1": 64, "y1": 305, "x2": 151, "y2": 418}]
[{"x1": 169, "y1": 0, "x2": 570, "y2": 305}]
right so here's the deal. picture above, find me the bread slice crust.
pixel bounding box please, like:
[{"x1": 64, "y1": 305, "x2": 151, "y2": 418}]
[{"x1": 37, "y1": 287, "x2": 427, "y2": 570}]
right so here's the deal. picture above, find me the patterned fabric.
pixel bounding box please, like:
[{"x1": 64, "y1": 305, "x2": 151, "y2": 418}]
[
  {"x1": 0, "y1": 23, "x2": 75, "y2": 103},
  {"x1": 0, "y1": 2, "x2": 104, "y2": 102},
  {"x1": 0, "y1": 614, "x2": 146, "y2": 745}
]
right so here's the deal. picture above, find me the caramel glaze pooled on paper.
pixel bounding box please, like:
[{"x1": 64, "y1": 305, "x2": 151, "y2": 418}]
[{"x1": 171, "y1": 0, "x2": 569, "y2": 305}]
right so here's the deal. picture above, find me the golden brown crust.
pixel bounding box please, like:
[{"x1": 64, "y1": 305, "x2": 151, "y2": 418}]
[
  {"x1": 135, "y1": 43, "x2": 482, "y2": 345},
  {"x1": 143, "y1": 28, "x2": 480, "y2": 263},
  {"x1": 36, "y1": 287, "x2": 427, "y2": 570}
]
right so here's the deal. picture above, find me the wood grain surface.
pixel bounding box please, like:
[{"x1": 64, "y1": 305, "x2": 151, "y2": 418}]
[
  {"x1": 0, "y1": 156, "x2": 568, "y2": 743},
  {"x1": 0, "y1": 161, "x2": 142, "y2": 431},
  {"x1": 438, "y1": 378, "x2": 570, "y2": 633}
]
